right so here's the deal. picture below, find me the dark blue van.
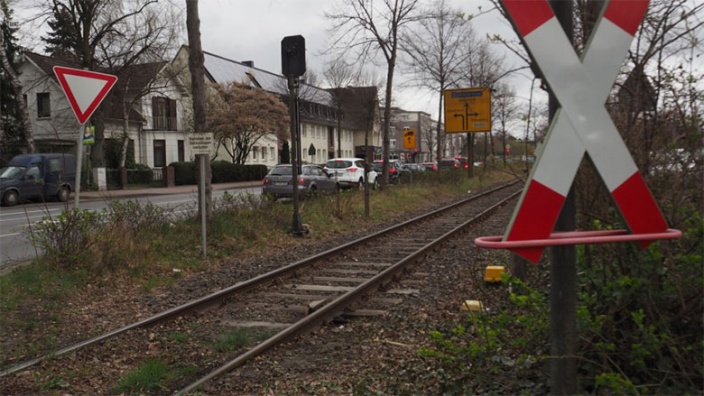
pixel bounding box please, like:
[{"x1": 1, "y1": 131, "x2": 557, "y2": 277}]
[{"x1": 0, "y1": 153, "x2": 76, "y2": 206}]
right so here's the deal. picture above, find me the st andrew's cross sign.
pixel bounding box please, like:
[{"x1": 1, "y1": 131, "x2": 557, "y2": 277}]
[{"x1": 496, "y1": 0, "x2": 670, "y2": 262}]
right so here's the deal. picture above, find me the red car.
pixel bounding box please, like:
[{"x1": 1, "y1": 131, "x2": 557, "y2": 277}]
[{"x1": 454, "y1": 157, "x2": 470, "y2": 169}]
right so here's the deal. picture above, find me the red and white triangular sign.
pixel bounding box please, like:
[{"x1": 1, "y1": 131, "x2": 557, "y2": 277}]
[{"x1": 52, "y1": 66, "x2": 118, "y2": 125}]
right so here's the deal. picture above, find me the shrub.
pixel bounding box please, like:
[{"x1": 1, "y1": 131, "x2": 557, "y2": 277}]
[
  {"x1": 170, "y1": 161, "x2": 196, "y2": 185},
  {"x1": 211, "y1": 160, "x2": 235, "y2": 183},
  {"x1": 28, "y1": 209, "x2": 104, "y2": 268},
  {"x1": 170, "y1": 161, "x2": 267, "y2": 184},
  {"x1": 127, "y1": 163, "x2": 154, "y2": 185}
]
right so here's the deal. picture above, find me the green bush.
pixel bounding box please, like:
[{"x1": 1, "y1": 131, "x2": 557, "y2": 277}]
[
  {"x1": 126, "y1": 163, "x2": 153, "y2": 184},
  {"x1": 170, "y1": 161, "x2": 268, "y2": 185},
  {"x1": 576, "y1": 212, "x2": 703, "y2": 394},
  {"x1": 211, "y1": 160, "x2": 235, "y2": 183},
  {"x1": 170, "y1": 161, "x2": 196, "y2": 185},
  {"x1": 28, "y1": 209, "x2": 104, "y2": 268}
]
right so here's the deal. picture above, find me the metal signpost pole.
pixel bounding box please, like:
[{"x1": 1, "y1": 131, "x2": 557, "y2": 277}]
[
  {"x1": 200, "y1": 154, "x2": 207, "y2": 258},
  {"x1": 288, "y1": 75, "x2": 304, "y2": 235},
  {"x1": 548, "y1": 1, "x2": 576, "y2": 394},
  {"x1": 282, "y1": 35, "x2": 306, "y2": 236},
  {"x1": 74, "y1": 124, "x2": 85, "y2": 209}
]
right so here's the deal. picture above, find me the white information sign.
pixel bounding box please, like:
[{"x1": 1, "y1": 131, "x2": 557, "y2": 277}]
[{"x1": 188, "y1": 133, "x2": 214, "y2": 155}]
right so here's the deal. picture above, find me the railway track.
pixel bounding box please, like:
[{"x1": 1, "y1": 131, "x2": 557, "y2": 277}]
[{"x1": 0, "y1": 181, "x2": 521, "y2": 394}]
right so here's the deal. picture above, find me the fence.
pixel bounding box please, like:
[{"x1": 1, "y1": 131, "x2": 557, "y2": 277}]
[{"x1": 105, "y1": 167, "x2": 173, "y2": 190}]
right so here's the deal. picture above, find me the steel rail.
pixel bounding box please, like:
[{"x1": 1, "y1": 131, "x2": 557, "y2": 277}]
[{"x1": 177, "y1": 188, "x2": 521, "y2": 394}]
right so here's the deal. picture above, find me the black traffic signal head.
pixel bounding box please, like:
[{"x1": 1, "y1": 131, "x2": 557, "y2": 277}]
[{"x1": 281, "y1": 35, "x2": 306, "y2": 77}]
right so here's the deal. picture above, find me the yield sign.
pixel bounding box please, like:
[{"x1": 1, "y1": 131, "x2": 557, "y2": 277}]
[
  {"x1": 501, "y1": 0, "x2": 668, "y2": 263},
  {"x1": 53, "y1": 66, "x2": 118, "y2": 125}
]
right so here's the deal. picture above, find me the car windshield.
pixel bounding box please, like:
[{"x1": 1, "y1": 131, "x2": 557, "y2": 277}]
[
  {"x1": 268, "y1": 166, "x2": 293, "y2": 176},
  {"x1": 326, "y1": 160, "x2": 353, "y2": 169},
  {"x1": 0, "y1": 166, "x2": 25, "y2": 179}
]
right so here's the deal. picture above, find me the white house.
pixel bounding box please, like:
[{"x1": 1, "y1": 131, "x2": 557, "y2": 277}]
[{"x1": 18, "y1": 52, "x2": 192, "y2": 172}]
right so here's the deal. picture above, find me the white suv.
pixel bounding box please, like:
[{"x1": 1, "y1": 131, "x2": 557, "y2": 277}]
[{"x1": 324, "y1": 158, "x2": 378, "y2": 189}]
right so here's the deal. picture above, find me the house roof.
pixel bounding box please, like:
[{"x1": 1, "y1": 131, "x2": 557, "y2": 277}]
[
  {"x1": 22, "y1": 52, "x2": 167, "y2": 123},
  {"x1": 203, "y1": 50, "x2": 334, "y2": 106}
]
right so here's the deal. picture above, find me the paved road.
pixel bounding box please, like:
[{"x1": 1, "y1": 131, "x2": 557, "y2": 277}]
[{"x1": 0, "y1": 182, "x2": 261, "y2": 270}]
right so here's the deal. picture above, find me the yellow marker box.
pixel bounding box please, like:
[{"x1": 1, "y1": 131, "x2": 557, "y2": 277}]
[
  {"x1": 461, "y1": 300, "x2": 483, "y2": 312},
  {"x1": 484, "y1": 266, "x2": 505, "y2": 283}
]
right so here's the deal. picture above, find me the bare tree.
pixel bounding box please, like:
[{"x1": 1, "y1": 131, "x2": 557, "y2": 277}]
[
  {"x1": 95, "y1": 3, "x2": 182, "y2": 168},
  {"x1": 37, "y1": 0, "x2": 165, "y2": 167},
  {"x1": 326, "y1": 0, "x2": 421, "y2": 189},
  {"x1": 207, "y1": 81, "x2": 289, "y2": 164},
  {"x1": 322, "y1": 57, "x2": 356, "y2": 158},
  {"x1": 400, "y1": 0, "x2": 474, "y2": 162},
  {"x1": 492, "y1": 81, "x2": 518, "y2": 165}
]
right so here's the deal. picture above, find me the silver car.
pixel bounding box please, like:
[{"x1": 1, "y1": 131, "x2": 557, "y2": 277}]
[{"x1": 262, "y1": 164, "x2": 339, "y2": 200}]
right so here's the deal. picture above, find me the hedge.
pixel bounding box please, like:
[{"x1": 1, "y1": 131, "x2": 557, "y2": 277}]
[{"x1": 169, "y1": 161, "x2": 268, "y2": 185}]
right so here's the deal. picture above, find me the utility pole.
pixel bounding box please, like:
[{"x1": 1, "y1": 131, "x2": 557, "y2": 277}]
[
  {"x1": 282, "y1": 35, "x2": 307, "y2": 236},
  {"x1": 548, "y1": 1, "x2": 577, "y2": 394}
]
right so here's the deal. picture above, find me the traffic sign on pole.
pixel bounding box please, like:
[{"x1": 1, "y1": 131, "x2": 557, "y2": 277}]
[
  {"x1": 403, "y1": 129, "x2": 416, "y2": 149},
  {"x1": 499, "y1": 0, "x2": 667, "y2": 263},
  {"x1": 53, "y1": 66, "x2": 118, "y2": 125},
  {"x1": 443, "y1": 88, "x2": 491, "y2": 133}
]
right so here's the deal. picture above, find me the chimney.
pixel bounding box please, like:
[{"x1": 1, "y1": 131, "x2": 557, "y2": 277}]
[{"x1": 242, "y1": 60, "x2": 254, "y2": 68}]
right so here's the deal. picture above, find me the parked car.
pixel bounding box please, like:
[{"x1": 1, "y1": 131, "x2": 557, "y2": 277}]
[
  {"x1": 372, "y1": 159, "x2": 410, "y2": 184},
  {"x1": 422, "y1": 162, "x2": 437, "y2": 172},
  {"x1": 262, "y1": 164, "x2": 339, "y2": 200},
  {"x1": 405, "y1": 163, "x2": 425, "y2": 172},
  {"x1": 437, "y1": 158, "x2": 462, "y2": 170},
  {"x1": 0, "y1": 153, "x2": 76, "y2": 206},
  {"x1": 324, "y1": 158, "x2": 378, "y2": 189},
  {"x1": 454, "y1": 157, "x2": 470, "y2": 170}
]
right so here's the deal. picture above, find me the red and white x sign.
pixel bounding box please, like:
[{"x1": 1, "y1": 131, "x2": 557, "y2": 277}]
[{"x1": 501, "y1": 0, "x2": 668, "y2": 263}]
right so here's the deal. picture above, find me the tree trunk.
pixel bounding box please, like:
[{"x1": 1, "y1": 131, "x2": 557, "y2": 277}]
[
  {"x1": 186, "y1": 0, "x2": 212, "y2": 221},
  {"x1": 120, "y1": 102, "x2": 130, "y2": 168},
  {"x1": 90, "y1": 106, "x2": 105, "y2": 167},
  {"x1": 381, "y1": 63, "x2": 395, "y2": 190}
]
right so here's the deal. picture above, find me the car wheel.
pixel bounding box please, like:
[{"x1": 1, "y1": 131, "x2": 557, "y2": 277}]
[
  {"x1": 358, "y1": 178, "x2": 365, "y2": 190},
  {"x1": 372, "y1": 178, "x2": 379, "y2": 190},
  {"x1": 308, "y1": 185, "x2": 317, "y2": 199},
  {"x1": 2, "y1": 190, "x2": 19, "y2": 206},
  {"x1": 57, "y1": 186, "x2": 70, "y2": 202}
]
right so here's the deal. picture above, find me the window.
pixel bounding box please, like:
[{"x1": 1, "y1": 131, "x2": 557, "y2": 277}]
[
  {"x1": 390, "y1": 139, "x2": 396, "y2": 147},
  {"x1": 47, "y1": 158, "x2": 64, "y2": 173},
  {"x1": 178, "y1": 140, "x2": 185, "y2": 162},
  {"x1": 37, "y1": 92, "x2": 50, "y2": 118},
  {"x1": 302, "y1": 124, "x2": 307, "y2": 137},
  {"x1": 270, "y1": 147, "x2": 275, "y2": 160},
  {"x1": 253, "y1": 146, "x2": 259, "y2": 160},
  {"x1": 153, "y1": 140, "x2": 166, "y2": 167},
  {"x1": 262, "y1": 146, "x2": 267, "y2": 160},
  {"x1": 26, "y1": 166, "x2": 40, "y2": 179},
  {"x1": 152, "y1": 97, "x2": 177, "y2": 131}
]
